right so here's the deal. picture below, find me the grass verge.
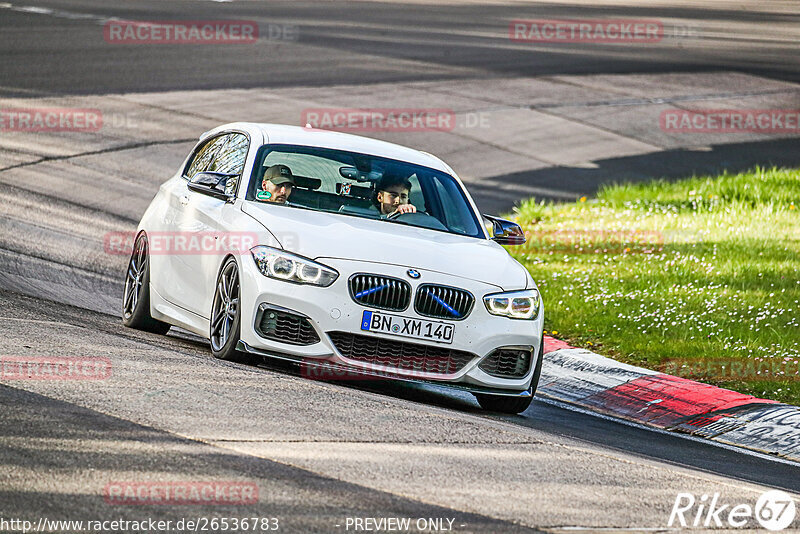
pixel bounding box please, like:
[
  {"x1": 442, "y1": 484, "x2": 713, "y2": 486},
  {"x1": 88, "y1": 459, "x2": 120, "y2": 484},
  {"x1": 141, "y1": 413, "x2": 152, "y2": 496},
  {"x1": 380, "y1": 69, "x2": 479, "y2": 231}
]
[{"x1": 510, "y1": 166, "x2": 800, "y2": 404}]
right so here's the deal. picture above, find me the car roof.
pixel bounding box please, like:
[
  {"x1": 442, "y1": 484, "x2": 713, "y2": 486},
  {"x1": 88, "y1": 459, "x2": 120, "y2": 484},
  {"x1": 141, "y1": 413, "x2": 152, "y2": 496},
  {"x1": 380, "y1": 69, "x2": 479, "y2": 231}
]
[{"x1": 205, "y1": 122, "x2": 453, "y2": 175}]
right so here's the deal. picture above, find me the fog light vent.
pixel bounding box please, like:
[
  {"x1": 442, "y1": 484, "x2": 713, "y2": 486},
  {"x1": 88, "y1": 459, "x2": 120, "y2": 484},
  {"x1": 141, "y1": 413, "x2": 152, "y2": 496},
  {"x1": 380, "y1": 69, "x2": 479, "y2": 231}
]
[
  {"x1": 256, "y1": 305, "x2": 320, "y2": 346},
  {"x1": 478, "y1": 347, "x2": 533, "y2": 378}
]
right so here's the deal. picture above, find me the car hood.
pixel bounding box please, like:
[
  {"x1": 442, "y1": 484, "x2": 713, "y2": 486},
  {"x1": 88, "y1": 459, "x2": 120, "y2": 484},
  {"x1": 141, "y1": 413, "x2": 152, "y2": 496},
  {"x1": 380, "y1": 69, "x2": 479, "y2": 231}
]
[{"x1": 241, "y1": 202, "x2": 527, "y2": 290}]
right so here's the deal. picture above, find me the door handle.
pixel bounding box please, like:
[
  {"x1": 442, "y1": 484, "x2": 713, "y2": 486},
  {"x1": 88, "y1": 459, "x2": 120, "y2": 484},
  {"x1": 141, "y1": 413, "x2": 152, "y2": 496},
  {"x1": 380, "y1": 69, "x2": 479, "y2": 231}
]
[{"x1": 179, "y1": 195, "x2": 190, "y2": 206}]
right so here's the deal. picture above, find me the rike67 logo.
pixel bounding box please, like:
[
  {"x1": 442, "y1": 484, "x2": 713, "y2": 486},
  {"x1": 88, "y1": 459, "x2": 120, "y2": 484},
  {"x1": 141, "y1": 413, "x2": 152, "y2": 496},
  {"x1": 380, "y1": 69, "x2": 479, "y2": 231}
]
[{"x1": 669, "y1": 490, "x2": 796, "y2": 531}]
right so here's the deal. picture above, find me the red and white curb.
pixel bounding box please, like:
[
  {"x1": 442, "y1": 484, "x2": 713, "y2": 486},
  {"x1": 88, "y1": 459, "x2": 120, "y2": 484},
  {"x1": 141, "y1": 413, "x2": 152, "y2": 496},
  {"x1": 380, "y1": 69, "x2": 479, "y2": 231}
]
[{"x1": 539, "y1": 338, "x2": 800, "y2": 463}]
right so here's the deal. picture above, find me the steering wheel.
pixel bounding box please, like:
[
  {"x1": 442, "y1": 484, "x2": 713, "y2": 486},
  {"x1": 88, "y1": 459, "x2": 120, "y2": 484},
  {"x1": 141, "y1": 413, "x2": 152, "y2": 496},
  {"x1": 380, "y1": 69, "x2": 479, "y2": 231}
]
[
  {"x1": 387, "y1": 210, "x2": 411, "y2": 220},
  {"x1": 386, "y1": 211, "x2": 448, "y2": 231}
]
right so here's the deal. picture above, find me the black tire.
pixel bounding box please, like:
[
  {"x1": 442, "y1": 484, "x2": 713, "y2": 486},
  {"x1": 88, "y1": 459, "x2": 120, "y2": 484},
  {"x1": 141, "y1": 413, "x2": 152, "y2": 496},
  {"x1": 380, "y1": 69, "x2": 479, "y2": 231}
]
[
  {"x1": 474, "y1": 337, "x2": 544, "y2": 414},
  {"x1": 529, "y1": 336, "x2": 545, "y2": 397},
  {"x1": 122, "y1": 233, "x2": 171, "y2": 335},
  {"x1": 209, "y1": 257, "x2": 255, "y2": 364}
]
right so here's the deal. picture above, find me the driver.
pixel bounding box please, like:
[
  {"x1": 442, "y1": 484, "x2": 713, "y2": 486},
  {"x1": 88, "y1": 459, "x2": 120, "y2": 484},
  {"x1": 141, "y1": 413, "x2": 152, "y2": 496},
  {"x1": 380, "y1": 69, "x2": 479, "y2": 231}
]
[
  {"x1": 256, "y1": 165, "x2": 294, "y2": 204},
  {"x1": 372, "y1": 174, "x2": 417, "y2": 217}
]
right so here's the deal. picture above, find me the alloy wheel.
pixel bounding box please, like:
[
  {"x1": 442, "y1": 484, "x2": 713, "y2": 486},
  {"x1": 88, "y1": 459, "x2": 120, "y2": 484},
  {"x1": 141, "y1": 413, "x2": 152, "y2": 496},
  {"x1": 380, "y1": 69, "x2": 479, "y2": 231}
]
[
  {"x1": 123, "y1": 236, "x2": 147, "y2": 319},
  {"x1": 210, "y1": 260, "x2": 240, "y2": 351}
]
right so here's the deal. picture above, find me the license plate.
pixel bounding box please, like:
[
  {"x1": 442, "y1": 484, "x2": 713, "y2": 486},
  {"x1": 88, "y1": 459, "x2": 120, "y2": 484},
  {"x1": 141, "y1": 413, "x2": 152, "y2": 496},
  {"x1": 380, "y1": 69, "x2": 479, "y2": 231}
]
[{"x1": 360, "y1": 310, "x2": 454, "y2": 344}]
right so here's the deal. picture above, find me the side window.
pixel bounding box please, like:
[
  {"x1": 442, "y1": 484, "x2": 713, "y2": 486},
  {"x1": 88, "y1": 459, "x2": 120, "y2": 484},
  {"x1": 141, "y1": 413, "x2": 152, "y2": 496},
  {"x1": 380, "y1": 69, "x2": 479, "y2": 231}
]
[
  {"x1": 183, "y1": 136, "x2": 227, "y2": 180},
  {"x1": 407, "y1": 174, "x2": 424, "y2": 211},
  {"x1": 431, "y1": 176, "x2": 478, "y2": 236},
  {"x1": 208, "y1": 134, "x2": 249, "y2": 196},
  {"x1": 261, "y1": 151, "x2": 341, "y2": 193}
]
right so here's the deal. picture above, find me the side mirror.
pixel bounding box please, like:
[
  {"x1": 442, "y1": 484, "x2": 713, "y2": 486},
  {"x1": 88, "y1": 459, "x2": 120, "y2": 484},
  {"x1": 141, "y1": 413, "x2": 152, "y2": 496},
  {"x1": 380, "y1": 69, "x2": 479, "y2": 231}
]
[
  {"x1": 483, "y1": 214, "x2": 526, "y2": 245},
  {"x1": 187, "y1": 171, "x2": 237, "y2": 202}
]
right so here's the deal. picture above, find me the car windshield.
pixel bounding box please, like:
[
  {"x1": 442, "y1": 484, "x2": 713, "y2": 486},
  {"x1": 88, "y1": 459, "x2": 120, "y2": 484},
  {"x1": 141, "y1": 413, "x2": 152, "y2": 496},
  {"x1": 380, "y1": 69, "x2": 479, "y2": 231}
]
[{"x1": 245, "y1": 144, "x2": 485, "y2": 238}]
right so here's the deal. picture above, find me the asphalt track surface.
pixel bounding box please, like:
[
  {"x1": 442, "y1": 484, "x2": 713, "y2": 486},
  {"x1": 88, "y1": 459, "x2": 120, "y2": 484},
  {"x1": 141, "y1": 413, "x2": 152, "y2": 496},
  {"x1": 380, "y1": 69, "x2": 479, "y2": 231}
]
[
  {"x1": 1, "y1": 1, "x2": 800, "y2": 532},
  {"x1": 2, "y1": 0, "x2": 800, "y2": 96}
]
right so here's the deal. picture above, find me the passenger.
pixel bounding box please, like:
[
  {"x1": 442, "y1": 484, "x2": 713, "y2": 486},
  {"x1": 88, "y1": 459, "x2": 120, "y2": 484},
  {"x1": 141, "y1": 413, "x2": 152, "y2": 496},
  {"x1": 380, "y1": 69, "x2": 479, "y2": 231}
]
[
  {"x1": 372, "y1": 173, "x2": 417, "y2": 217},
  {"x1": 257, "y1": 165, "x2": 294, "y2": 204}
]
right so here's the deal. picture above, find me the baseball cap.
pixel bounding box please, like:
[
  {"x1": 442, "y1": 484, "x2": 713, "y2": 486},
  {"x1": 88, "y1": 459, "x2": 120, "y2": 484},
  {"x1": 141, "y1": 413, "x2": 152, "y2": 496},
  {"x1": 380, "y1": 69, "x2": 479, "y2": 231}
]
[{"x1": 263, "y1": 164, "x2": 295, "y2": 186}]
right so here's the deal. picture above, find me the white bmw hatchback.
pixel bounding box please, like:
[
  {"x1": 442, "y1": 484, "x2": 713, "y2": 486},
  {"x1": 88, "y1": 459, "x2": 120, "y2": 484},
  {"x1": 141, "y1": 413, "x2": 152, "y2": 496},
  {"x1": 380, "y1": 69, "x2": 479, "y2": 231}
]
[{"x1": 123, "y1": 123, "x2": 544, "y2": 413}]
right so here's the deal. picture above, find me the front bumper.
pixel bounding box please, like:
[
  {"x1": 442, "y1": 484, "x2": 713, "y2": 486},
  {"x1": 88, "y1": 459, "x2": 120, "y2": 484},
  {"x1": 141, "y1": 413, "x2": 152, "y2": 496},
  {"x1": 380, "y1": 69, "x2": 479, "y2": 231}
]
[{"x1": 237, "y1": 256, "x2": 544, "y2": 393}]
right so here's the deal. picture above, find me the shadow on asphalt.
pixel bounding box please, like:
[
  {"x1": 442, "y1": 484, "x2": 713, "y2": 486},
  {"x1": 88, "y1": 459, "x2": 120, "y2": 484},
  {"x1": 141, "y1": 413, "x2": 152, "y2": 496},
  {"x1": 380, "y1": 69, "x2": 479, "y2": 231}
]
[
  {"x1": 0, "y1": 384, "x2": 538, "y2": 532},
  {"x1": 252, "y1": 350, "x2": 800, "y2": 495},
  {"x1": 472, "y1": 138, "x2": 800, "y2": 214},
  {"x1": 5, "y1": 290, "x2": 799, "y2": 498}
]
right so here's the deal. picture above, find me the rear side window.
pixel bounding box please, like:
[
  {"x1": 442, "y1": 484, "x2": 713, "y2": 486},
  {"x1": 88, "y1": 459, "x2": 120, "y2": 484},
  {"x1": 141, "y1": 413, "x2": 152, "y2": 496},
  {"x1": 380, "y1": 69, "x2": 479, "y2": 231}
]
[
  {"x1": 183, "y1": 136, "x2": 227, "y2": 179},
  {"x1": 208, "y1": 134, "x2": 249, "y2": 195},
  {"x1": 208, "y1": 134, "x2": 249, "y2": 176}
]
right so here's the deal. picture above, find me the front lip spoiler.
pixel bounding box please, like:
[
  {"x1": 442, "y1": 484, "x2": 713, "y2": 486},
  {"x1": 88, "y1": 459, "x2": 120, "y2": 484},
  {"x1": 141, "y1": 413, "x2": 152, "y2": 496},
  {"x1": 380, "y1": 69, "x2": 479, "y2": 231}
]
[{"x1": 236, "y1": 340, "x2": 533, "y2": 398}]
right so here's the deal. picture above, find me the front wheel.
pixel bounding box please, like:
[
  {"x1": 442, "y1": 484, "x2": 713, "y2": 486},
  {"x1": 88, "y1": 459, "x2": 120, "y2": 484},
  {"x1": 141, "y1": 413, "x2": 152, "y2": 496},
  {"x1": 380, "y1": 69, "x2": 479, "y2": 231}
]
[
  {"x1": 122, "y1": 233, "x2": 171, "y2": 335},
  {"x1": 210, "y1": 257, "x2": 255, "y2": 364}
]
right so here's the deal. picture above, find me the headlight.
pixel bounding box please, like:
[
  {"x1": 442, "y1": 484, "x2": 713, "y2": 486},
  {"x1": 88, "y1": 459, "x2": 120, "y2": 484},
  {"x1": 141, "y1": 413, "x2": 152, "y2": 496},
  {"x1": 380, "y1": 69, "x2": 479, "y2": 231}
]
[
  {"x1": 483, "y1": 289, "x2": 540, "y2": 320},
  {"x1": 250, "y1": 246, "x2": 338, "y2": 287}
]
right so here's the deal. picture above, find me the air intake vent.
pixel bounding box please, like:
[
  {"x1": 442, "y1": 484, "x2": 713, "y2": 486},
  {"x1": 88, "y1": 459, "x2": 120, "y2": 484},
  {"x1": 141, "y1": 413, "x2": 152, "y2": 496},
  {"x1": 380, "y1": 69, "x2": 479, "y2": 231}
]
[
  {"x1": 327, "y1": 331, "x2": 475, "y2": 375},
  {"x1": 414, "y1": 284, "x2": 474, "y2": 320},
  {"x1": 348, "y1": 274, "x2": 411, "y2": 312},
  {"x1": 478, "y1": 347, "x2": 533, "y2": 378},
  {"x1": 256, "y1": 306, "x2": 320, "y2": 346}
]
